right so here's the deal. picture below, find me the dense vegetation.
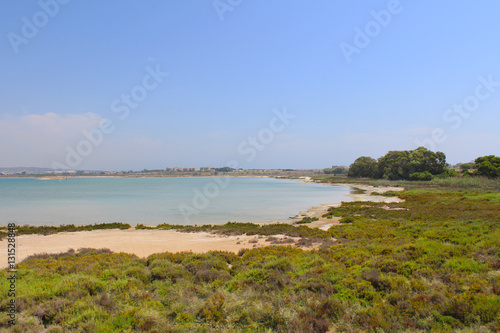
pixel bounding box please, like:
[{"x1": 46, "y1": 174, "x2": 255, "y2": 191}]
[
  {"x1": 136, "y1": 222, "x2": 329, "y2": 241},
  {"x1": 317, "y1": 173, "x2": 500, "y2": 192},
  {"x1": 323, "y1": 167, "x2": 347, "y2": 176},
  {"x1": 346, "y1": 157, "x2": 378, "y2": 179},
  {"x1": 476, "y1": 155, "x2": 500, "y2": 178},
  {"x1": 1, "y1": 188, "x2": 499, "y2": 332},
  {"x1": 347, "y1": 149, "x2": 500, "y2": 182},
  {"x1": 0, "y1": 223, "x2": 130, "y2": 241},
  {"x1": 348, "y1": 147, "x2": 449, "y2": 180}
]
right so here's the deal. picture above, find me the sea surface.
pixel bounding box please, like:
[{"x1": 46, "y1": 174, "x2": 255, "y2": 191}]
[{"x1": 0, "y1": 177, "x2": 354, "y2": 226}]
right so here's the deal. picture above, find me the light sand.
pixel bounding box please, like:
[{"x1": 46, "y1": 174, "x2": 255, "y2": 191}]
[
  {"x1": 0, "y1": 183, "x2": 403, "y2": 268},
  {"x1": 0, "y1": 229, "x2": 308, "y2": 269}
]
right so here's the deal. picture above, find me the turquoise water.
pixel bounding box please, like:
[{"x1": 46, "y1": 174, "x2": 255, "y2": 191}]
[{"x1": 0, "y1": 177, "x2": 353, "y2": 226}]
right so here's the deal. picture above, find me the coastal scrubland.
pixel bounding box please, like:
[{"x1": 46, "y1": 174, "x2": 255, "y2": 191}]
[
  {"x1": 0, "y1": 223, "x2": 130, "y2": 241},
  {"x1": 319, "y1": 173, "x2": 500, "y2": 192},
  {"x1": 1, "y1": 177, "x2": 499, "y2": 332},
  {"x1": 136, "y1": 222, "x2": 330, "y2": 241}
]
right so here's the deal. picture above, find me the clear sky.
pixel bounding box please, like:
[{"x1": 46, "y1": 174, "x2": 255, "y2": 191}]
[{"x1": 1, "y1": 0, "x2": 499, "y2": 171}]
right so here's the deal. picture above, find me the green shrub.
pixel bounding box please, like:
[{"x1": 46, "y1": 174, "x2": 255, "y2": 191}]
[
  {"x1": 409, "y1": 171, "x2": 433, "y2": 181},
  {"x1": 296, "y1": 216, "x2": 319, "y2": 224},
  {"x1": 339, "y1": 216, "x2": 356, "y2": 224},
  {"x1": 124, "y1": 266, "x2": 151, "y2": 284},
  {"x1": 197, "y1": 294, "x2": 226, "y2": 323}
]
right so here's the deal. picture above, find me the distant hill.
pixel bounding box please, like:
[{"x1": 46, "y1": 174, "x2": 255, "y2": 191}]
[
  {"x1": 0, "y1": 167, "x2": 57, "y2": 173},
  {"x1": 0, "y1": 167, "x2": 105, "y2": 174}
]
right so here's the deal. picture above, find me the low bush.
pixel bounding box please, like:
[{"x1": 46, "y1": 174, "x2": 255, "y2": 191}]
[
  {"x1": 409, "y1": 171, "x2": 433, "y2": 181},
  {"x1": 296, "y1": 216, "x2": 319, "y2": 224}
]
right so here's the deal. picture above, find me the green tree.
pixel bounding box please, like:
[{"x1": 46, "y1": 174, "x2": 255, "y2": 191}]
[
  {"x1": 475, "y1": 155, "x2": 500, "y2": 178},
  {"x1": 377, "y1": 147, "x2": 447, "y2": 180},
  {"x1": 332, "y1": 167, "x2": 347, "y2": 175},
  {"x1": 409, "y1": 171, "x2": 433, "y2": 181},
  {"x1": 377, "y1": 150, "x2": 411, "y2": 180},
  {"x1": 215, "y1": 167, "x2": 235, "y2": 172},
  {"x1": 347, "y1": 157, "x2": 378, "y2": 178},
  {"x1": 325, "y1": 167, "x2": 347, "y2": 175},
  {"x1": 458, "y1": 162, "x2": 475, "y2": 170},
  {"x1": 408, "y1": 146, "x2": 447, "y2": 175}
]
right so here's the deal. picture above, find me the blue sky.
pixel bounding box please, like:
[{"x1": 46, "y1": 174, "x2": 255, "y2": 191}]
[{"x1": 1, "y1": 0, "x2": 499, "y2": 170}]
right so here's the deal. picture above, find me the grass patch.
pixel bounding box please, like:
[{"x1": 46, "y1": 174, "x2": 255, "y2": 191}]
[
  {"x1": 0, "y1": 222, "x2": 131, "y2": 240},
  {"x1": 295, "y1": 216, "x2": 319, "y2": 224},
  {"x1": 138, "y1": 221, "x2": 332, "y2": 240},
  {"x1": 316, "y1": 174, "x2": 500, "y2": 191}
]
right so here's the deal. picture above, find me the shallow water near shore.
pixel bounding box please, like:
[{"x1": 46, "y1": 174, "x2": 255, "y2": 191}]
[{"x1": 0, "y1": 177, "x2": 353, "y2": 226}]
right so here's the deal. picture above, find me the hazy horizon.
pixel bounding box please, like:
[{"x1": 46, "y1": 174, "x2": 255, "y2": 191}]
[{"x1": 1, "y1": 1, "x2": 499, "y2": 170}]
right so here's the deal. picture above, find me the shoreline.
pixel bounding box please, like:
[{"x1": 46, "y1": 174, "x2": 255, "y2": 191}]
[
  {"x1": 0, "y1": 176, "x2": 348, "y2": 227},
  {"x1": 0, "y1": 183, "x2": 404, "y2": 268},
  {"x1": 258, "y1": 182, "x2": 404, "y2": 230}
]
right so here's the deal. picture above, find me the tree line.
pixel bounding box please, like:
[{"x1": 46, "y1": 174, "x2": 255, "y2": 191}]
[{"x1": 346, "y1": 147, "x2": 499, "y2": 180}]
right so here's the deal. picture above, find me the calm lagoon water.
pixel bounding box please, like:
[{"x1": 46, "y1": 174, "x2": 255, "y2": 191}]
[{"x1": 0, "y1": 177, "x2": 354, "y2": 226}]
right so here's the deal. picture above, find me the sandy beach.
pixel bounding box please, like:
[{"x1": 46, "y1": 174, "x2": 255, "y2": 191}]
[
  {"x1": 284, "y1": 182, "x2": 404, "y2": 231},
  {"x1": 0, "y1": 183, "x2": 404, "y2": 268}
]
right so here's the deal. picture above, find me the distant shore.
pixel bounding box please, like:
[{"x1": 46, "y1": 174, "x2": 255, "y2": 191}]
[
  {"x1": 0, "y1": 174, "x2": 284, "y2": 181},
  {"x1": 0, "y1": 183, "x2": 403, "y2": 268},
  {"x1": 0, "y1": 170, "x2": 325, "y2": 179}
]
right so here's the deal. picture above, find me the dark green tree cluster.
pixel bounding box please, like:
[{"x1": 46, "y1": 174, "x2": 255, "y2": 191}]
[
  {"x1": 475, "y1": 155, "x2": 500, "y2": 178},
  {"x1": 323, "y1": 167, "x2": 347, "y2": 175},
  {"x1": 213, "y1": 167, "x2": 236, "y2": 172},
  {"x1": 348, "y1": 147, "x2": 447, "y2": 180},
  {"x1": 346, "y1": 156, "x2": 378, "y2": 178},
  {"x1": 458, "y1": 162, "x2": 475, "y2": 170}
]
